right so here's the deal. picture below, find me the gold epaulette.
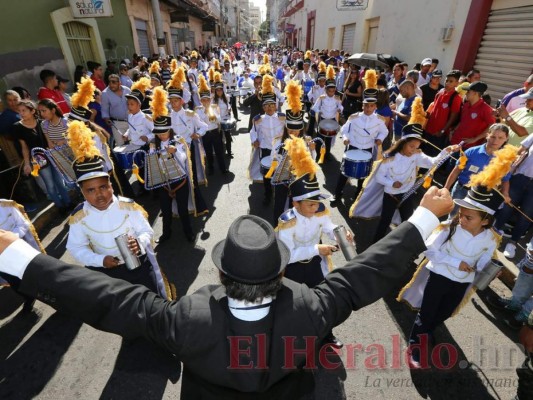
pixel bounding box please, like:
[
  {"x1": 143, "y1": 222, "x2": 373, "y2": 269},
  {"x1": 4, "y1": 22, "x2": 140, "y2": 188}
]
[
  {"x1": 348, "y1": 113, "x2": 360, "y2": 121},
  {"x1": 68, "y1": 208, "x2": 86, "y2": 225},
  {"x1": 195, "y1": 106, "x2": 204, "y2": 111},
  {"x1": 278, "y1": 115, "x2": 286, "y2": 122},
  {"x1": 319, "y1": 94, "x2": 326, "y2": 99},
  {"x1": 144, "y1": 114, "x2": 153, "y2": 122},
  {"x1": 0, "y1": 199, "x2": 16, "y2": 207},
  {"x1": 186, "y1": 109, "x2": 195, "y2": 116},
  {"x1": 433, "y1": 220, "x2": 452, "y2": 232},
  {"x1": 490, "y1": 228, "x2": 503, "y2": 253},
  {"x1": 118, "y1": 198, "x2": 149, "y2": 220},
  {"x1": 335, "y1": 95, "x2": 341, "y2": 100},
  {"x1": 275, "y1": 217, "x2": 296, "y2": 231}
]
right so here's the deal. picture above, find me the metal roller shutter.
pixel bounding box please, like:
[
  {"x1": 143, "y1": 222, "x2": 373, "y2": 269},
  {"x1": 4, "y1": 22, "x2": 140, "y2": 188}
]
[
  {"x1": 135, "y1": 19, "x2": 151, "y2": 57},
  {"x1": 473, "y1": 5, "x2": 533, "y2": 103},
  {"x1": 341, "y1": 23, "x2": 356, "y2": 54}
]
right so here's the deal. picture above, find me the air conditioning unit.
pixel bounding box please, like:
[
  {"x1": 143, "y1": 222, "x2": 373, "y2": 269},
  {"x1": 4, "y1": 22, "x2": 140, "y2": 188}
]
[{"x1": 440, "y1": 24, "x2": 454, "y2": 42}]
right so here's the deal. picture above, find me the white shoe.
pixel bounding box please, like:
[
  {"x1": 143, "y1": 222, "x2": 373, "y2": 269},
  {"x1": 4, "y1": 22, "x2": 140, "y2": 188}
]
[{"x1": 503, "y1": 243, "x2": 516, "y2": 259}]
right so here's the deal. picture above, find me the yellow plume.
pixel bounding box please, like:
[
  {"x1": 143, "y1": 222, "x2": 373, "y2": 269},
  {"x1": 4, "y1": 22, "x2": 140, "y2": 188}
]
[
  {"x1": 214, "y1": 71, "x2": 222, "y2": 84},
  {"x1": 408, "y1": 97, "x2": 426, "y2": 126},
  {"x1": 150, "y1": 87, "x2": 168, "y2": 120},
  {"x1": 259, "y1": 65, "x2": 266, "y2": 75},
  {"x1": 285, "y1": 137, "x2": 317, "y2": 179},
  {"x1": 149, "y1": 61, "x2": 160, "y2": 75},
  {"x1": 468, "y1": 145, "x2": 519, "y2": 190},
  {"x1": 214, "y1": 59, "x2": 220, "y2": 71},
  {"x1": 263, "y1": 54, "x2": 269, "y2": 65},
  {"x1": 363, "y1": 69, "x2": 377, "y2": 89},
  {"x1": 458, "y1": 149, "x2": 468, "y2": 170},
  {"x1": 190, "y1": 50, "x2": 198, "y2": 59},
  {"x1": 304, "y1": 50, "x2": 311, "y2": 60},
  {"x1": 261, "y1": 74, "x2": 274, "y2": 94},
  {"x1": 131, "y1": 77, "x2": 151, "y2": 94},
  {"x1": 326, "y1": 65, "x2": 335, "y2": 80},
  {"x1": 208, "y1": 67, "x2": 215, "y2": 82},
  {"x1": 170, "y1": 59, "x2": 178, "y2": 73},
  {"x1": 67, "y1": 120, "x2": 101, "y2": 162},
  {"x1": 167, "y1": 67, "x2": 185, "y2": 90},
  {"x1": 198, "y1": 74, "x2": 210, "y2": 93},
  {"x1": 285, "y1": 80, "x2": 302, "y2": 114},
  {"x1": 318, "y1": 61, "x2": 326, "y2": 74},
  {"x1": 71, "y1": 77, "x2": 95, "y2": 109},
  {"x1": 224, "y1": 54, "x2": 230, "y2": 62}
]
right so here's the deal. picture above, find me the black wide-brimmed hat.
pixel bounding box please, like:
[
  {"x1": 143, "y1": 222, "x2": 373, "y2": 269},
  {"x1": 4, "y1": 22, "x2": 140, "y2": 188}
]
[
  {"x1": 212, "y1": 215, "x2": 290, "y2": 284},
  {"x1": 453, "y1": 186, "x2": 503, "y2": 215},
  {"x1": 168, "y1": 87, "x2": 184, "y2": 99}
]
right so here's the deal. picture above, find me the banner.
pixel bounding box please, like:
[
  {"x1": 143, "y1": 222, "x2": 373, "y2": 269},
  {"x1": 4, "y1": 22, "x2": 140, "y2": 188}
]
[
  {"x1": 337, "y1": 0, "x2": 369, "y2": 11},
  {"x1": 69, "y1": 0, "x2": 114, "y2": 18}
]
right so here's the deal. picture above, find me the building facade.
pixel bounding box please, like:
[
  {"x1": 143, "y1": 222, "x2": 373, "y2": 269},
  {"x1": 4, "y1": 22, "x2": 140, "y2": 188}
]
[
  {"x1": 275, "y1": 0, "x2": 533, "y2": 101},
  {"x1": 0, "y1": 0, "x2": 221, "y2": 96}
]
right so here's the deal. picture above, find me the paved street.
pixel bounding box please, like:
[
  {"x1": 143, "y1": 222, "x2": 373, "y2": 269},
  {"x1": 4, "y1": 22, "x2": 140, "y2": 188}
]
[{"x1": 0, "y1": 105, "x2": 525, "y2": 400}]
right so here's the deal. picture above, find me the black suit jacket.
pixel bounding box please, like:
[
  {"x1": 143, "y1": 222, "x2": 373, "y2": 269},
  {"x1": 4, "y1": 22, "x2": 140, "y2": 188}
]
[{"x1": 18, "y1": 222, "x2": 425, "y2": 399}]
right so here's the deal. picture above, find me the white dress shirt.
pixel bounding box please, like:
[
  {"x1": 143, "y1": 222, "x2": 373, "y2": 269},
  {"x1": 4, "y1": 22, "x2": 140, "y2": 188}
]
[
  {"x1": 249, "y1": 113, "x2": 285, "y2": 149},
  {"x1": 424, "y1": 225, "x2": 497, "y2": 283},
  {"x1": 0, "y1": 201, "x2": 29, "y2": 238},
  {"x1": 66, "y1": 196, "x2": 153, "y2": 268},
  {"x1": 311, "y1": 95, "x2": 344, "y2": 119},
  {"x1": 308, "y1": 85, "x2": 325, "y2": 104},
  {"x1": 375, "y1": 151, "x2": 443, "y2": 195},
  {"x1": 277, "y1": 208, "x2": 337, "y2": 264},
  {"x1": 125, "y1": 111, "x2": 154, "y2": 145},
  {"x1": 341, "y1": 113, "x2": 389, "y2": 150},
  {"x1": 196, "y1": 104, "x2": 221, "y2": 131},
  {"x1": 170, "y1": 108, "x2": 208, "y2": 144}
]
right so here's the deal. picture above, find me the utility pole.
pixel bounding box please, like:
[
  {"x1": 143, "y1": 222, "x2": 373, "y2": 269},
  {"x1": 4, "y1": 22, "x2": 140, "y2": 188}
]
[
  {"x1": 151, "y1": 0, "x2": 166, "y2": 57},
  {"x1": 235, "y1": 6, "x2": 240, "y2": 42}
]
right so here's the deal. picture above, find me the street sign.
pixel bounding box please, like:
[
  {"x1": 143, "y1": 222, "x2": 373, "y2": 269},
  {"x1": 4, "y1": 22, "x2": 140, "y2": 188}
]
[
  {"x1": 336, "y1": 0, "x2": 369, "y2": 11},
  {"x1": 69, "y1": 0, "x2": 114, "y2": 18}
]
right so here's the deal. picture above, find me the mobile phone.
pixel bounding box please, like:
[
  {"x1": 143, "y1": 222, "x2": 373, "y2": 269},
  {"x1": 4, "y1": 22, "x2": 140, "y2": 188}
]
[{"x1": 495, "y1": 99, "x2": 501, "y2": 108}]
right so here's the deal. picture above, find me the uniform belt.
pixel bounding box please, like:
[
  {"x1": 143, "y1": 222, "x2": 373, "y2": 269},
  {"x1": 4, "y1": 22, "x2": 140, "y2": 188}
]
[{"x1": 111, "y1": 118, "x2": 127, "y2": 122}]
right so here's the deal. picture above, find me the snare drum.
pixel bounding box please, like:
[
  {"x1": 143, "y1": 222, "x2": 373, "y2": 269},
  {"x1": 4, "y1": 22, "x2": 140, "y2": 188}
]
[
  {"x1": 318, "y1": 119, "x2": 340, "y2": 137},
  {"x1": 113, "y1": 144, "x2": 142, "y2": 170},
  {"x1": 221, "y1": 118, "x2": 236, "y2": 131},
  {"x1": 341, "y1": 149, "x2": 373, "y2": 179},
  {"x1": 260, "y1": 156, "x2": 272, "y2": 176}
]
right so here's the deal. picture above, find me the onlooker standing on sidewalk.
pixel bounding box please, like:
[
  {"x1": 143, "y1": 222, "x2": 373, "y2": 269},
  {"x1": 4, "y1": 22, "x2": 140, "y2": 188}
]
[
  {"x1": 101, "y1": 75, "x2": 130, "y2": 146},
  {"x1": 450, "y1": 81, "x2": 495, "y2": 149},
  {"x1": 37, "y1": 70, "x2": 70, "y2": 114},
  {"x1": 493, "y1": 133, "x2": 533, "y2": 258},
  {"x1": 497, "y1": 88, "x2": 533, "y2": 147}
]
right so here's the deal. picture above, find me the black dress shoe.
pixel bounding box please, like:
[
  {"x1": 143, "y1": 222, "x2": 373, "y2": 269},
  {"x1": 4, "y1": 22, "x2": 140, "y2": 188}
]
[
  {"x1": 155, "y1": 234, "x2": 171, "y2": 244},
  {"x1": 222, "y1": 169, "x2": 230, "y2": 174},
  {"x1": 227, "y1": 153, "x2": 234, "y2": 159},
  {"x1": 236, "y1": 118, "x2": 241, "y2": 121},
  {"x1": 323, "y1": 334, "x2": 343, "y2": 349}
]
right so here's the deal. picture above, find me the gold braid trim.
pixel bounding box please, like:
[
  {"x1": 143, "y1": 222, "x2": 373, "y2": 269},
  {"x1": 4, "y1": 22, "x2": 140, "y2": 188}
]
[
  {"x1": 160, "y1": 268, "x2": 177, "y2": 300},
  {"x1": 68, "y1": 208, "x2": 87, "y2": 225},
  {"x1": 180, "y1": 137, "x2": 197, "y2": 216},
  {"x1": 10, "y1": 201, "x2": 46, "y2": 254},
  {"x1": 396, "y1": 258, "x2": 429, "y2": 310},
  {"x1": 274, "y1": 217, "x2": 296, "y2": 231},
  {"x1": 119, "y1": 201, "x2": 149, "y2": 220}
]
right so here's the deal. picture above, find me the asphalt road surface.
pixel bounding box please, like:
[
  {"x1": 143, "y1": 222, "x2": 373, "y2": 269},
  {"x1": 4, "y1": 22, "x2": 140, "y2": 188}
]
[{"x1": 0, "y1": 102, "x2": 525, "y2": 400}]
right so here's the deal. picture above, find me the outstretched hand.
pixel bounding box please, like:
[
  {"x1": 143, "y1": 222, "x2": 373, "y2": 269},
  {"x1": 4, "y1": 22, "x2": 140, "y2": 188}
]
[{"x1": 420, "y1": 186, "x2": 454, "y2": 218}]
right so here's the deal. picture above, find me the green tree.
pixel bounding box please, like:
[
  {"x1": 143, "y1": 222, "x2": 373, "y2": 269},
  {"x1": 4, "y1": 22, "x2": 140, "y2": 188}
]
[{"x1": 258, "y1": 20, "x2": 270, "y2": 41}]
